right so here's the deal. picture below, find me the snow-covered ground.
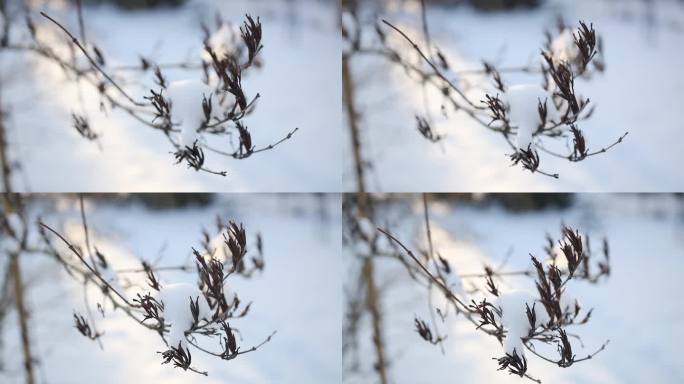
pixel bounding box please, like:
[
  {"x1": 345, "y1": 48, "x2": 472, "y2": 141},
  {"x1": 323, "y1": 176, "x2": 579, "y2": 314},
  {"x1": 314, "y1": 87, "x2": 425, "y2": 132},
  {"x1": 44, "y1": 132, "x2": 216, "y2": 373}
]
[
  {"x1": 343, "y1": 194, "x2": 684, "y2": 383},
  {"x1": 344, "y1": 0, "x2": 684, "y2": 192},
  {"x1": 1, "y1": 194, "x2": 341, "y2": 383},
  {"x1": 1, "y1": 0, "x2": 341, "y2": 192}
]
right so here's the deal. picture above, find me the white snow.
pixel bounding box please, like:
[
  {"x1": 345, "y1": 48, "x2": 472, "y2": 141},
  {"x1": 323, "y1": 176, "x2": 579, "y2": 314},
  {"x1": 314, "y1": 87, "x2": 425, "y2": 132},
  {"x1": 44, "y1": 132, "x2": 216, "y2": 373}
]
[
  {"x1": 202, "y1": 22, "x2": 243, "y2": 63},
  {"x1": 504, "y1": 84, "x2": 558, "y2": 151},
  {"x1": 1, "y1": 212, "x2": 24, "y2": 253},
  {"x1": 156, "y1": 283, "x2": 212, "y2": 347},
  {"x1": 495, "y1": 290, "x2": 549, "y2": 356},
  {"x1": 99, "y1": 264, "x2": 126, "y2": 301},
  {"x1": 201, "y1": 231, "x2": 230, "y2": 261},
  {"x1": 50, "y1": 220, "x2": 128, "y2": 300},
  {"x1": 443, "y1": 271, "x2": 463, "y2": 294},
  {"x1": 4, "y1": 212, "x2": 23, "y2": 236},
  {"x1": 558, "y1": 286, "x2": 579, "y2": 314},
  {"x1": 550, "y1": 28, "x2": 580, "y2": 65},
  {"x1": 351, "y1": 217, "x2": 379, "y2": 255},
  {"x1": 165, "y1": 79, "x2": 218, "y2": 147},
  {"x1": 356, "y1": 217, "x2": 375, "y2": 238}
]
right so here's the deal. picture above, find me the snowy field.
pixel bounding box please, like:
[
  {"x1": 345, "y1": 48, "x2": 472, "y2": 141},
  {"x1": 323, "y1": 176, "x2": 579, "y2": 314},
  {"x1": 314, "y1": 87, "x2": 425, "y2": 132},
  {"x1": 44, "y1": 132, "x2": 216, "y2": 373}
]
[
  {"x1": 344, "y1": 0, "x2": 684, "y2": 192},
  {"x1": 1, "y1": 0, "x2": 341, "y2": 192},
  {"x1": 0, "y1": 194, "x2": 341, "y2": 383},
  {"x1": 343, "y1": 194, "x2": 684, "y2": 383}
]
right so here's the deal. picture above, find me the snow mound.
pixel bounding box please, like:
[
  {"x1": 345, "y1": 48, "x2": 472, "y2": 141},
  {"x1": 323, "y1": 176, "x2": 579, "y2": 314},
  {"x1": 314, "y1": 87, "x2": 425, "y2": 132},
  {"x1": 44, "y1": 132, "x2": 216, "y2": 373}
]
[
  {"x1": 495, "y1": 290, "x2": 549, "y2": 356},
  {"x1": 208, "y1": 236, "x2": 231, "y2": 264},
  {"x1": 558, "y1": 284, "x2": 579, "y2": 313},
  {"x1": 504, "y1": 84, "x2": 559, "y2": 151},
  {"x1": 165, "y1": 79, "x2": 218, "y2": 147},
  {"x1": 550, "y1": 28, "x2": 580, "y2": 65},
  {"x1": 157, "y1": 283, "x2": 211, "y2": 347},
  {"x1": 202, "y1": 22, "x2": 243, "y2": 63}
]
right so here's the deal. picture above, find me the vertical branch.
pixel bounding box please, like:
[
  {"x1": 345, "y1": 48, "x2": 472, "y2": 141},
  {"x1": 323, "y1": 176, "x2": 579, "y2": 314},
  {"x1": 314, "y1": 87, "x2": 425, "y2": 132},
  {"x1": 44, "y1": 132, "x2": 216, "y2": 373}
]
[
  {"x1": 9, "y1": 253, "x2": 35, "y2": 384},
  {"x1": 353, "y1": 191, "x2": 386, "y2": 383},
  {"x1": 75, "y1": 0, "x2": 87, "y2": 44},
  {"x1": 0, "y1": 0, "x2": 9, "y2": 47},
  {"x1": 420, "y1": 0, "x2": 432, "y2": 58},
  {"x1": 0, "y1": 90, "x2": 33, "y2": 380},
  {"x1": 362, "y1": 257, "x2": 388, "y2": 384},
  {"x1": 422, "y1": 194, "x2": 445, "y2": 353},
  {"x1": 0, "y1": 49, "x2": 32, "y2": 381},
  {"x1": 342, "y1": 55, "x2": 367, "y2": 203},
  {"x1": 423, "y1": 194, "x2": 434, "y2": 261},
  {"x1": 79, "y1": 195, "x2": 98, "y2": 271},
  {"x1": 0, "y1": 262, "x2": 13, "y2": 371},
  {"x1": 0, "y1": 90, "x2": 12, "y2": 194},
  {"x1": 343, "y1": 47, "x2": 388, "y2": 380}
]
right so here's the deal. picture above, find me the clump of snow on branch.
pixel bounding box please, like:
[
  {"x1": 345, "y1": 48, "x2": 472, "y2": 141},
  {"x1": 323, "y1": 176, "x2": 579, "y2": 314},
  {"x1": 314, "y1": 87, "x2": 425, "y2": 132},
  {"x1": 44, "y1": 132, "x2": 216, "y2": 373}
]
[
  {"x1": 558, "y1": 284, "x2": 579, "y2": 314},
  {"x1": 165, "y1": 79, "x2": 219, "y2": 147},
  {"x1": 495, "y1": 290, "x2": 549, "y2": 356},
  {"x1": 202, "y1": 22, "x2": 242, "y2": 63},
  {"x1": 200, "y1": 231, "x2": 231, "y2": 263},
  {"x1": 504, "y1": 84, "x2": 559, "y2": 150},
  {"x1": 156, "y1": 283, "x2": 212, "y2": 347},
  {"x1": 550, "y1": 28, "x2": 580, "y2": 65}
]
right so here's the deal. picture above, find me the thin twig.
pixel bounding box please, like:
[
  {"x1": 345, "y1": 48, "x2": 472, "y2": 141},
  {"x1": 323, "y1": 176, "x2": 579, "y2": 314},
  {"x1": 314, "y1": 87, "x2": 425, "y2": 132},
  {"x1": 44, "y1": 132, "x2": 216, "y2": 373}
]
[
  {"x1": 39, "y1": 222, "x2": 134, "y2": 308},
  {"x1": 381, "y1": 19, "x2": 485, "y2": 111},
  {"x1": 40, "y1": 12, "x2": 145, "y2": 107}
]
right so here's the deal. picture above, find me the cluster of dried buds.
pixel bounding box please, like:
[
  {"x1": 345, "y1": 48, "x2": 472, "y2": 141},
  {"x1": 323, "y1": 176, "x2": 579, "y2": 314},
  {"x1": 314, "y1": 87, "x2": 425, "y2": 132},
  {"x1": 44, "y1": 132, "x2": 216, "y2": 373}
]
[
  {"x1": 71, "y1": 113, "x2": 98, "y2": 141},
  {"x1": 415, "y1": 116, "x2": 443, "y2": 143},
  {"x1": 73, "y1": 312, "x2": 102, "y2": 341}
]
